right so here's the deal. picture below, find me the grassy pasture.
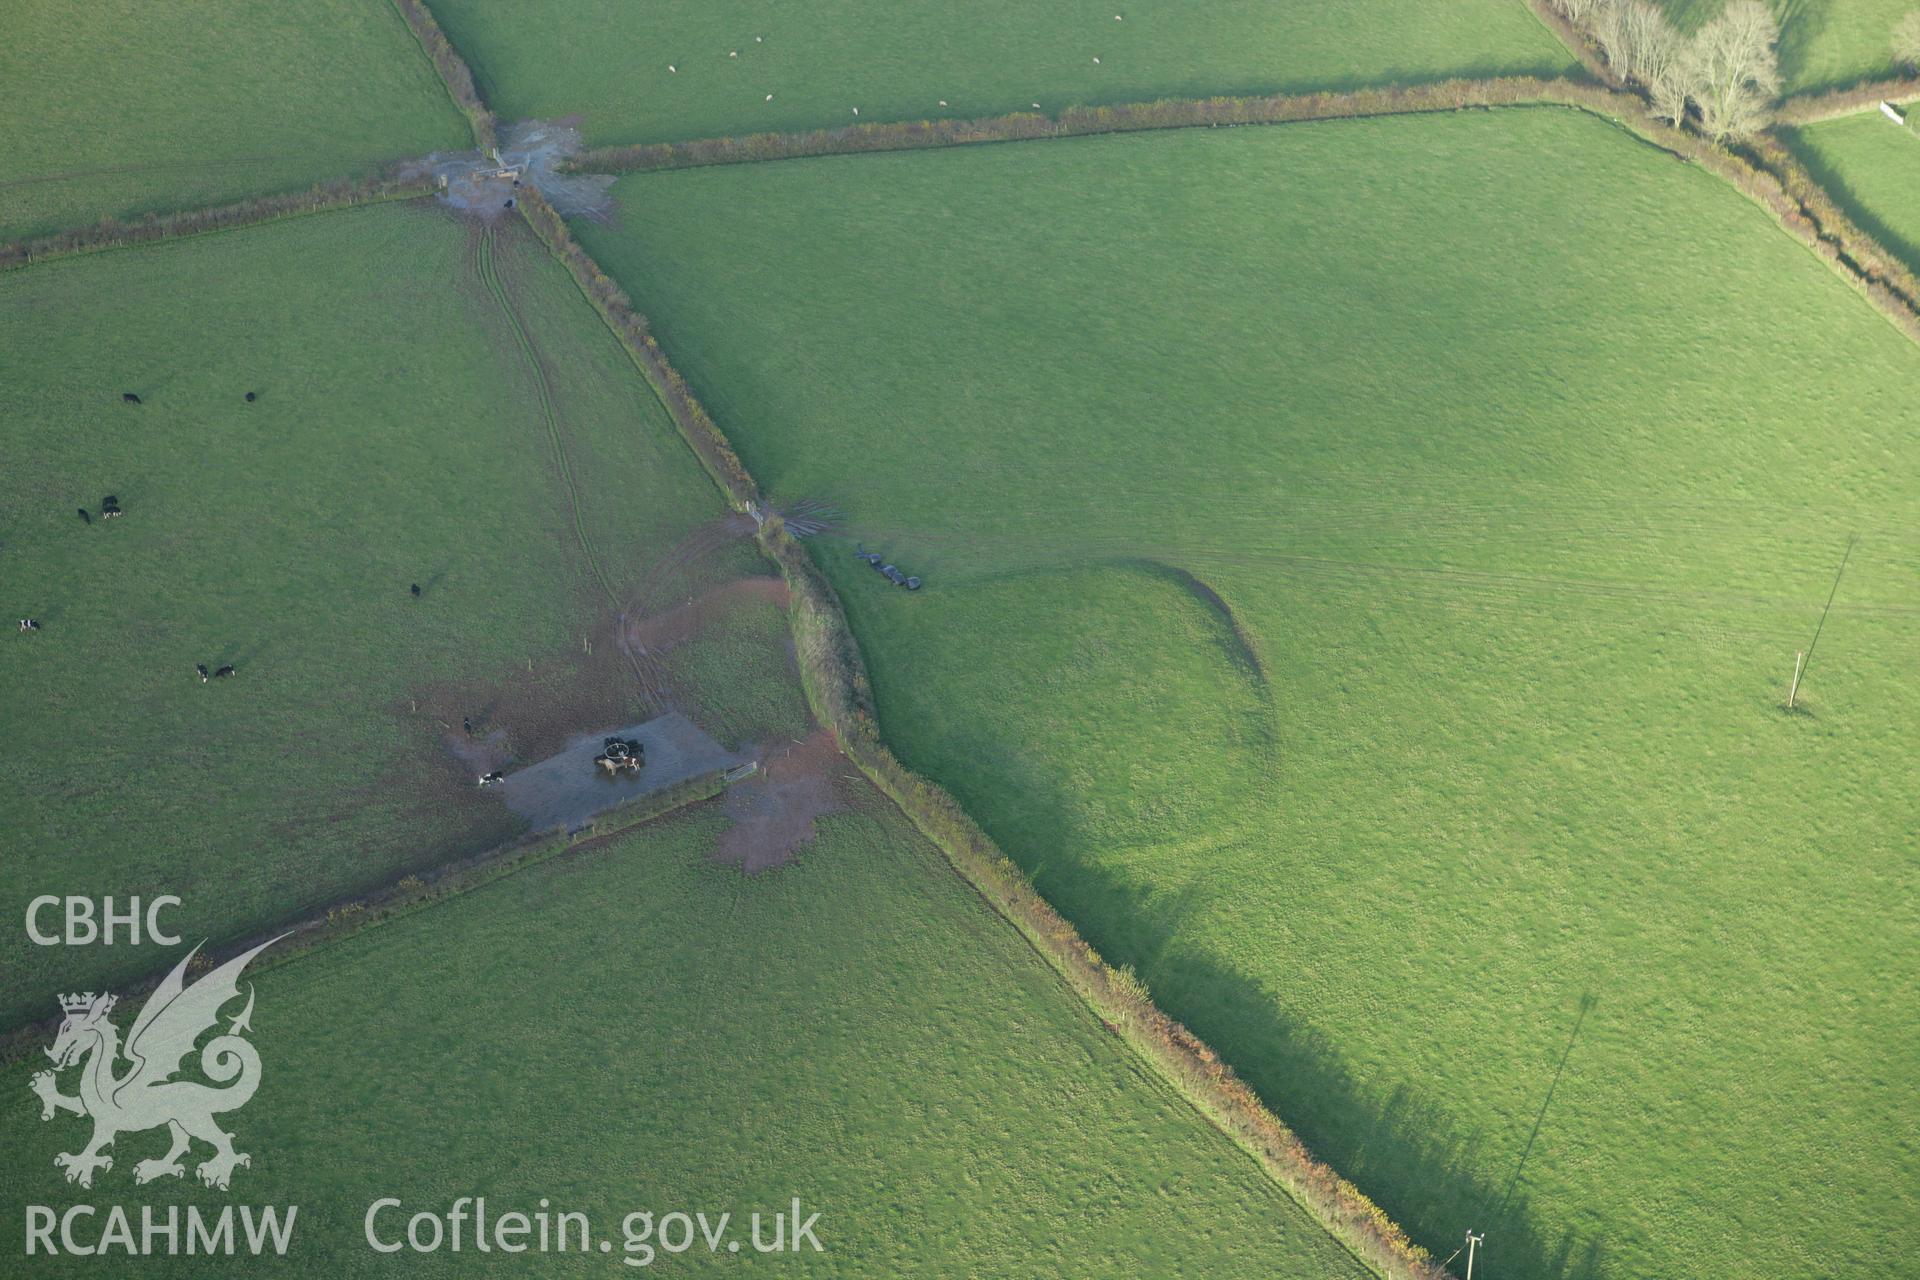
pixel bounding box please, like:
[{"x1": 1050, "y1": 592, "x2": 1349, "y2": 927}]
[
  {"x1": 575, "y1": 110, "x2": 1920, "y2": 1278},
  {"x1": 0, "y1": 802, "x2": 1372, "y2": 1279},
  {"x1": 0, "y1": 201, "x2": 761, "y2": 1028},
  {"x1": 427, "y1": 0, "x2": 1575, "y2": 150},
  {"x1": 1785, "y1": 112, "x2": 1920, "y2": 273},
  {"x1": 0, "y1": 0, "x2": 468, "y2": 242},
  {"x1": 1657, "y1": 0, "x2": 1911, "y2": 92}
]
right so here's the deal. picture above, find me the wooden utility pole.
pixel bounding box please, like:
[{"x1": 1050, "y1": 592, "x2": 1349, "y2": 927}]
[{"x1": 1787, "y1": 650, "x2": 1804, "y2": 710}]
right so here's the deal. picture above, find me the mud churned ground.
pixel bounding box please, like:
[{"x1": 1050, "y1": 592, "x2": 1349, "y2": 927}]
[{"x1": 712, "y1": 727, "x2": 847, "y2": 874}]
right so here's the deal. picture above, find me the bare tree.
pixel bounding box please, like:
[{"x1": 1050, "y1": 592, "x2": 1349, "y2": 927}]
[
  {"x1": 1553, "y1": 0, "x2": 1610, "y2": 21},
  {"x1": 1688, "y1": 0, "x2": 1781, "y2": 141},
  {"x1": 1591, "y1": 0, "x2": 1686, "y2": 90},
  {"x1": 1648, "y1": 59, "x2": 1693, "y2": 127},
  {"x1": 1894, "y1": 10, "x2": 1920, "y2": 72}
]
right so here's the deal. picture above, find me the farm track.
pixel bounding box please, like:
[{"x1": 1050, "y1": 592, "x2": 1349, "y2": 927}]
[{"x1": 474, "y1": 224, "x2": 675, "y2": 713}]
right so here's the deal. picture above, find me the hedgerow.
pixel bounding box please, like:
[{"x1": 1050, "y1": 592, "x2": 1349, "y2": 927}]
[
  {"x1": 388, "y1": 0, "x2": 496, "y2": 152},
  {"x1": 0, "y1": 172, "x2": 434, "y2": 271}
]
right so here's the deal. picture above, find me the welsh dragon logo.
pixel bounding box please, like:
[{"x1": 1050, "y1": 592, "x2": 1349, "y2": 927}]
[{"x1": 29, "y1": 937, "x2": 282, "y2": 1191}]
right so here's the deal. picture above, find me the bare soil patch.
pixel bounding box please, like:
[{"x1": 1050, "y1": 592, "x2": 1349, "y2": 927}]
[
  {"x1": 412, "y1": 611, "x2": 648, "y2": 767},
  {"x1": 712, "y1": 727, "x2": 846, "y2": 874}
]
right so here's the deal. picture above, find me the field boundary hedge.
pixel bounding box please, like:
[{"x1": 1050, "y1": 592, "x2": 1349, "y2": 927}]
[
  {"x1": 1523, "y1": 0, "x2": 1920, "y2": 340},
  {"x1": 0, "y1": 768, "x2": 726, "y2": 1065},
  {"x1": 1774, "y1": 77, "x2": 1920, "y2": 125},
  {"x1": 576, "y1": 77, "x2": 1602, "y2": 173},
  {"x1": 389, "y1": 0, "x2": 496, "y2": 152},
  {"x1": 0, "y1": 172, "x2": 436, "y2": 272},
  {"x1": 511, "y1": 184, "x2": 1443, "y2": 1280}
]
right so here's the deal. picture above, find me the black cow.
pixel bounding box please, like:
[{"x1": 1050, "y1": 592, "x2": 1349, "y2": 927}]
[
  {"x1": 212, "y1": 665, "x2": 236, "y2": 679},
  {"x1": 196, "y1": 664, "x2": 210, "y2": 682},
  {"x1": 101, "y1": 495, "x2": 121, "y2": 518},
  {"x1": 410, "y1": 583, "x2": 422, "y2": 597},
  {"x1": 77, "y1": 508, "x2": 90, "y2": 525},
  {"x1": 463, "y1": 716, "x2": 474, "y2": 736},
  {"x1": 122, "y1": 393, "x2": 141, "y2": 405},
  {"x1": 244, "y1": 392, "x2": 257, "y2": 403}
]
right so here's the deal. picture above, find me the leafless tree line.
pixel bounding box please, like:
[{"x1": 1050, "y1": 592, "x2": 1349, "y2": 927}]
[{"x1": 1553, "y1": 0, "x2": 1781, "y2": 140}]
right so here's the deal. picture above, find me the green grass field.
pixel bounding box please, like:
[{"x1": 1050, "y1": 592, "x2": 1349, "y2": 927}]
[
  {"x1": 0, "y1": 801, "x2": 1372, "y2": 1279},
  {"x1": 427, "y1": 0, "x2": 1575, "y2": 150},
  {"x1": 574, "y1": 109, "x2": 1920, "y2": 1278},
  {"x1": 1785, "y1": 112, "x2": 1920, "y2": 274},
  {"x1": 0, "y1": 201, "x2": 766, "y2": 1028},
  {"x1": 0, "y1": 0, "x2": 468, "y2": 241},
  {"x1": 1658, "y1": 0, "x2": 1911, "y2": 92}
]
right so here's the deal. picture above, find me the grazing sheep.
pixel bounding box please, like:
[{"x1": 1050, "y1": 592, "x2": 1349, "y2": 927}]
[
  {"x1": 213, "y1": 665, "x2": 235, "y2": 679},
  {"x1": 77, "y1": 508, "x2": 91, "y2": 525},
  {"x1": 196, "y1": 664, "x2": 209, "y2": 682},
  {"x1": 19, "y1": 619, "x2": 39, "y2": 632},
  {"x1": 122, "y1": 392, "x2": 141, "y2": 404},
  {"x1": 244, "y1": 391, "x2": 256, "y2": 402},
  {"x1": 410, "y1": 583, "x2": 422, "y2": 597},
  {"x1": 668, "y1": 64, "x2": 677, "y2": 72}
]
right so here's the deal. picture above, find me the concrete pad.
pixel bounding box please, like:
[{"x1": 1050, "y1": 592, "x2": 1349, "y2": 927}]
[{"x1": 501, "y1": 712, "x2": 744, "y2": 834}]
